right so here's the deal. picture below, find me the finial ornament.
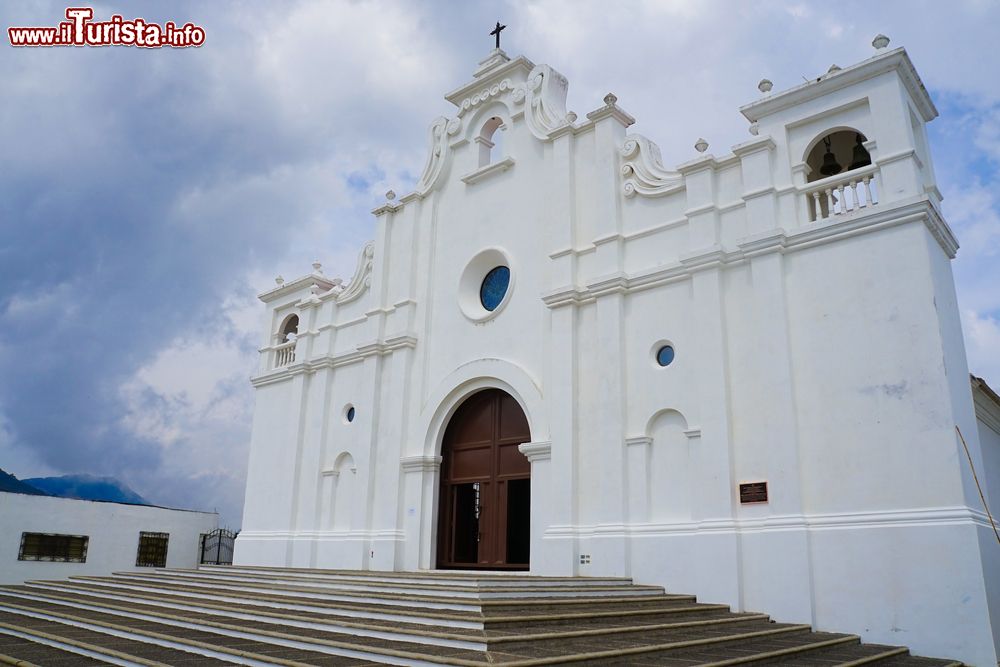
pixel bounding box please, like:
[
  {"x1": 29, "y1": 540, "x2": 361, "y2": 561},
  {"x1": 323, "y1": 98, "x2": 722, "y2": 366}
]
[
  {"x1": 312, "y1": 261, "x2": 323, "y2": 274},
  {"x1": 385, "y1": 189, "x2": 396, "y2": 201},
  {"x1": 694, "y1": 138, "x2": 709, "y2": 153},
  {"x1": 490, "y1": 21, "x2": 506, "y2": 49},
  {"x1": 275, "y1": 275, "x2": 284, "y2": 286},
  {"x1": 603, "y1": 92, "x2": 618, "y2": 106},
  {"x1": 827, "y1": 64, "x2": 842, "y2": 74},
  {"x1": 758, "y1": 79, "x2": 773, "y2": 94},
  {"x1": 566, "y1": 111, "x2": 578, "y2": 123},
  {"x1": 872, "y1": 33, "x2": 890, "y2": 49}
]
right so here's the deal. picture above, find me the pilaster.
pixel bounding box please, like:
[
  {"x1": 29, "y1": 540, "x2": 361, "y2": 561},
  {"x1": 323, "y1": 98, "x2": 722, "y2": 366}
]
[{"x1": 540, "y1": 305, "x2": 578, "y2": 575}]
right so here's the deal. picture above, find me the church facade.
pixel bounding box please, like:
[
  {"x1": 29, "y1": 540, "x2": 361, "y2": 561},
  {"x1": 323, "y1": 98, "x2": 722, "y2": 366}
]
[{"x1": 235, "y1": 40, "x2": 999, "y2": 665}]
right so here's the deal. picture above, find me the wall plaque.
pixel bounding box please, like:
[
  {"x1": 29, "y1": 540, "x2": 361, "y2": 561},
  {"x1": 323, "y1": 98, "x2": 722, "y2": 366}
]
[{"x1": 739, "y1": 481, "x2": 768, "y2": 504}]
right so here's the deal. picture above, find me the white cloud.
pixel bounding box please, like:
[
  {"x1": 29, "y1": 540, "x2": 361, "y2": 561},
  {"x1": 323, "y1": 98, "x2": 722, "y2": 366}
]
[
  {"x1": 0, "y1": 406, "x2": 57, "y2": 479},
  {"x1": 117, "y1": 282, "x2": 260, "y2": 522},
  {"x1": 963, "y1": 310, "x2": 1000, "y2": 386}
]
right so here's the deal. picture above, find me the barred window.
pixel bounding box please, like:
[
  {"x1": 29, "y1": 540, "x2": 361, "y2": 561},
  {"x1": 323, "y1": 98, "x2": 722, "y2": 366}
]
[
  {"x1": 19, "y1": 532, "x2": 89, "y2": 562},
  {"x1": 135, "y1": 532, "x2": 169, "y2": 567}
]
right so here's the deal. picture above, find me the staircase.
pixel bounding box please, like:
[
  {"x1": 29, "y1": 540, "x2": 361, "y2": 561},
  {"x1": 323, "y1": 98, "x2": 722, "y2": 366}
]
[{"x1": 0, "y1": 566, "x2": 962, "y2": 666}]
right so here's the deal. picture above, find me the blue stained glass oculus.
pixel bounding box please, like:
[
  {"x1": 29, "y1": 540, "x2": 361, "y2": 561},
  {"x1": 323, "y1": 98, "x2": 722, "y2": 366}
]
[
  {"x1": 480, "y1": 266, "x2": 510, "y2": 311},
  {"x1": 656, "y1": 345, "x2": 675, "y2": 367},
  {"x1": 346, "y1": 406, "x2": 355, "y2": 422}
]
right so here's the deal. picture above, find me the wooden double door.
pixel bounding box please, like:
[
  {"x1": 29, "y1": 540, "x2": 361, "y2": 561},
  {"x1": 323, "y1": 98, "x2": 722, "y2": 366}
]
[{"x1": 436, "y1": 389, "x2": 531, "y2": 570}]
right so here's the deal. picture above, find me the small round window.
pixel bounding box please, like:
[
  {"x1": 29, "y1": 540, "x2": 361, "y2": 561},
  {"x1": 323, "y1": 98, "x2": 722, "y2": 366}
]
[
  {"x1": 345, "y1": 406, "x2": 356, "y2": 423},
  {"x1": 656, "y1": 345, "x2": 675, "y2": 367},
  {"x1": 479, "y1": 266, "x2": 510, "y2": 311}
]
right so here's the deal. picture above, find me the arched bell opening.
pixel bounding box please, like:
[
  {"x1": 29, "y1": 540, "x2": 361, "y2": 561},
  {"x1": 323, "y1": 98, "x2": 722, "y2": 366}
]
[
  {"x1": 805, "y1": 129, "x2": 872, "y2": 182},
  {"x1": 804, "y1": 129, "x2": 878, "y2": 220}
]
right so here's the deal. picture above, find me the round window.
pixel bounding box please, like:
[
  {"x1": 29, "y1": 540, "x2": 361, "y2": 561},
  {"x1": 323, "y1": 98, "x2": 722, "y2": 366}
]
[
  {"x1": 345, "y1": 406, "x2": 356, "y2": 423},
  {"x1": 480, "y1": 266, "x2": 511, "y2": 311},
  {"x1": 459, "y1": 248, "x2": 514, "y2": 322},
  {"x1": 656, "y1": 345, "x2": 675, "y2": 367}
]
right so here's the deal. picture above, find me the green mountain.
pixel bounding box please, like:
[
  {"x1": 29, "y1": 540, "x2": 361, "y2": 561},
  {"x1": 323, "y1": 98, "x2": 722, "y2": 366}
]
[
  {"x1": 23, "y1": 474, "x2": 149, "y2": 505},
  {"x1": 0, "y1": 468, "x2": 47, "y2": 495}
]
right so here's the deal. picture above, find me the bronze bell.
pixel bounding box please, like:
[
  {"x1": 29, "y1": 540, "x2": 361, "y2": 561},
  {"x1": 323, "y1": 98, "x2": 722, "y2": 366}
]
[
  {"x1": 849, "y1": 133, "x2": 872, "y2": 170},
  {"x1": 819, "y1": 136, "x2": 842, "y2": 176}
]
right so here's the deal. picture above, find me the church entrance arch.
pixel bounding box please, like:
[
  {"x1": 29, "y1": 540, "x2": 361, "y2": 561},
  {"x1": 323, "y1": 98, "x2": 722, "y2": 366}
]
[{"x1": 436, "y1": 388, "x2": 531, "y2": 570}]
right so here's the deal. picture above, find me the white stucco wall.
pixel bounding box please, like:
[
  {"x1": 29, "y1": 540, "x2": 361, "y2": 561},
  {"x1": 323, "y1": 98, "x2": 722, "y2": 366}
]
[
  {"x1": 0, "y1": 492, "x2": 218, "y2": 585},
  {"x1": 235, "y1": 46, "x2": 998, "y2": 665},
  {"x1": 973, "y1": 379, "x2": 1000, "y2": 658}
]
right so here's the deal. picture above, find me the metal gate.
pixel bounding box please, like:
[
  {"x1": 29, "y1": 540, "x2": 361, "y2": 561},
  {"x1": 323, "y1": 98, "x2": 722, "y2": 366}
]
[{"x1": 199, "y1": 528, "x2": 237, "y2": 565}]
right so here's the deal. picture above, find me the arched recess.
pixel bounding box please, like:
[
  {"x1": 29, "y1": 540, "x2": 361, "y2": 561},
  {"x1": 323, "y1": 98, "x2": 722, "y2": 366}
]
[
  {"x1": 803, "y1": 126, "x2": 873, "y2": 183},
  {"x1": 327, "y1": 451, "x2": 357, "y2": 531},
  {"x1": 276, "y1": 313, "x2": 299, "y2": 342},
  {"x1": 477, "y1": 116, "x2": 506, "y2": 167},
  {"x1": 418, "y1": 358, "x2": 548, "y2": 461},
  {"x1": 644, "y1": 409, "x2": 693, "y2": 522},
  {"x1": 464, "y1": 103, "x2": 515, "y2": 165},
  {"x1": 414, "y1": 359, "x2": 546, "y2": 570}
]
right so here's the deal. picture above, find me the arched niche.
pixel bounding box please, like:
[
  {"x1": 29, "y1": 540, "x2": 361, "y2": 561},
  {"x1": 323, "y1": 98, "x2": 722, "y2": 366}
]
[
  {"x1": 646, "y1": 409, "x2": 693, "y2": 522},
  {"x1": 323, "y1": 451, "x2": 357, "y2": 531}
]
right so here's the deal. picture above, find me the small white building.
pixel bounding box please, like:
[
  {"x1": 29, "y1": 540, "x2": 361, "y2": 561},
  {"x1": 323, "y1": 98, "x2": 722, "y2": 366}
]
[
  {"x1": 0, "y1": 491, "x2": 218, "y2": 585},
  {"x1": 236, "y1": 39, "x2": 1000, "y2": 665}
]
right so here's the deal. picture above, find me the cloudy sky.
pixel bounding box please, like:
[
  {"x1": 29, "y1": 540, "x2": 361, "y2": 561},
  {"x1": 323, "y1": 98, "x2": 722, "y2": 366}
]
[{"x1": 1, "y1": 0, "x2": 998, "y2": 527}]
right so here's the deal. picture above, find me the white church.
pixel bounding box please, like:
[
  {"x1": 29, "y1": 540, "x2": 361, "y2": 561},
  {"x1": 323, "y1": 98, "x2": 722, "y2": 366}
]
[{"x1": 236, "y1": 37, "x2": 1000, "y2": 665}]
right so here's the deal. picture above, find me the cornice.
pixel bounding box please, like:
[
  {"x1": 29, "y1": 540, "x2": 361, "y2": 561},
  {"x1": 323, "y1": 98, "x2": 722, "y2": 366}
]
[
  {"x1": 585, "y1": 99, "x2": 635, "y2": 127},
  {"x1": 972, "y1": 376, "x2": 1000, "y2": 435},
  {"x1": 543, "y1": 199, "x2": 954, "y2": 309},
  {"x1": 400, "y1": 455, "x2": 442, "y2": 473},
  {"x1": 731, "y1": 136, "x2": 777, "y2": 157},
  {"x1": 258, "y1": 273, "x2": 337, "y2": 303},
  {"x1": 518, "y1": 440, "x2": 552, "y2": 462},
  {"x1": 444, "y1": 54, "x2": 536, "y2": 106},
  {"x1": 740, "y1": 47, "x2": 937, "y2": 123},
  {"x1": 251, "y1": 333, "x2": 419, "y2": 387},
  {"x1": 461, "y1": 156, "x2": 515, "y2": 184}
]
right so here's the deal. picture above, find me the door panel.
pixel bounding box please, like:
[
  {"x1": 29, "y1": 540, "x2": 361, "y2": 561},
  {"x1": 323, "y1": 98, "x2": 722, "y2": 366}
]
[{"x1": 437, "y1": 389, "x2": 530, "y2": 569}]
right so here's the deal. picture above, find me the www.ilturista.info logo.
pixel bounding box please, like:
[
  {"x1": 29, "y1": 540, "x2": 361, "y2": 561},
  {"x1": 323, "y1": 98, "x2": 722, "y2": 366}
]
[{"x1": 8, "y1": 7, "x2": 205, "y2": 48}]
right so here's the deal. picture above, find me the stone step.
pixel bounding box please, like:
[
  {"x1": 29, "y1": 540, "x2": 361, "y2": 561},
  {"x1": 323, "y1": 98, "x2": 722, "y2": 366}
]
[
  {"x1": 78, "y1": 573, "x2": 666, "y2": 613},
  {"x1": 121, "y1": 569, "x2": 664, "y2": 599},
  {"x1": 197, "y1": 565, "x2": 633, "y2": 588},
  {"x1": 0, "y1": 591, "x2": 892, "y2": 667},
  {"x1": 35, "y1": 578, "x2": 718, "y2": 632},
  {"x1": 0, "y1": 595, "x2": 468, "y2": 665},
  {"x1": 4, "y1": 584, "x2": 773, "y2": 653},
  {"x1": 30, "y1": 579, "x2": 488, "y2": 629},
  {"x1": 0, "y1": 568, "x2": 963, "y2": 666},
  {"x1": 0, "y1": 609, "x2": 237, "y2": 666}
]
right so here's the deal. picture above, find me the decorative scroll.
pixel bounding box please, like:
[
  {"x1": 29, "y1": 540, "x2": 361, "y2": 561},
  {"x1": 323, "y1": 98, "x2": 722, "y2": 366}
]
[
  {"x1": 337, "y1": 241, "x2": 375, "y2": 304},
  {"x1": 414, "y1": 117, "x2": 451, "y2": 196},
  {"x1": 455, "y1": 78, "x2": 514, "y2": 118},
  {"x1": 620, "y1": 133, "x2": 683, "y2": 198},
  {"x1": 512, "y1": 65, "x2": 570, "y2": 140}
]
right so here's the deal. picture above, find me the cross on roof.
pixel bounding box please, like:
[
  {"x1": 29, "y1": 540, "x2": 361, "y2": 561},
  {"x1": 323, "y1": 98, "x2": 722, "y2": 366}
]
[{"x1": 490, "y1": 21, "x2": 506, "y2": 49}]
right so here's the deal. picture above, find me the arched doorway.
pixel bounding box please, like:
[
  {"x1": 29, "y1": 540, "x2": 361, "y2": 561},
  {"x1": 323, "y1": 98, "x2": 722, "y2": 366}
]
[{"x1": 436, "y1": 389, "x2": 531, "y2": 570}]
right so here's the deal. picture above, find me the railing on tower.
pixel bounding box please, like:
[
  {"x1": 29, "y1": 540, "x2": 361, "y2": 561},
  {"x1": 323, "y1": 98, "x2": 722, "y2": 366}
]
[
  {"x1": 801, "y1": 164, "x2": 879, "y2": 223},
  {"x1": 273, "y1": 340, "x2": 296, "y2": 368}
]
